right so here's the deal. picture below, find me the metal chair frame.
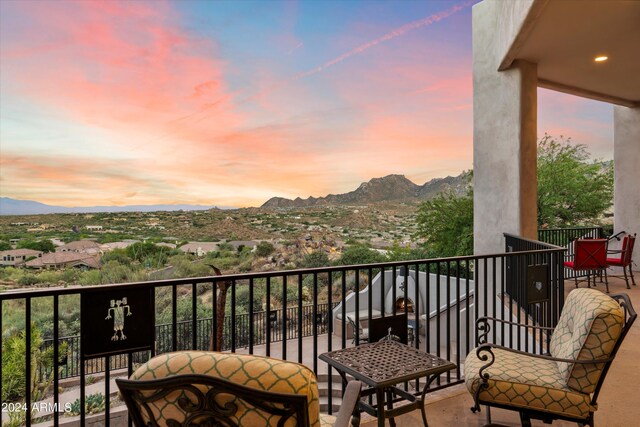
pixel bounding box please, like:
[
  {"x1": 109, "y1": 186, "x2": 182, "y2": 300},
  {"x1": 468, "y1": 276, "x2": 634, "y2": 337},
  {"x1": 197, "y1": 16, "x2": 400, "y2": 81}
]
[
  {"x1": 346, "y1": 316, "x2": 369, "y2": 344},
  {"x1": 117, "y1": 373, "x2": 362, "y2": 427},
  {"x1": 606, "y1": 233, "x2": 636, "y2": 289},
  {"x1": 469, "y1": 293, "x2": 637, "y2": 427}
]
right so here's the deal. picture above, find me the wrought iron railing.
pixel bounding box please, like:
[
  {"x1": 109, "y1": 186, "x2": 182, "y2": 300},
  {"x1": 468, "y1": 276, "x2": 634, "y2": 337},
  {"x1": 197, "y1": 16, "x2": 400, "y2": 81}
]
[
  {"x1": 38, "y1": 303, "x2": 337, "y2": 380},
  {"x1": 504, "y1": 233, "x2": 566, "y2": 332},
  {"x1": 537, "y1": 226, "x2": 604, "y2": 248},
  {"x1": 0, "y1": 239, "x2": 565, "y2": 426}
]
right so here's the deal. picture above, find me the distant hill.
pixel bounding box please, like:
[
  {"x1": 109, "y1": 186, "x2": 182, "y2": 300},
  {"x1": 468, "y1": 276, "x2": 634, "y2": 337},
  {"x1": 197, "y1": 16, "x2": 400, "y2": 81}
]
[
  {"x1": 0, "y1": 198, "x2": 218, "y2": 216},
  {"x1": 262, "y1": 172, "x2": 470, "y2": 208}
]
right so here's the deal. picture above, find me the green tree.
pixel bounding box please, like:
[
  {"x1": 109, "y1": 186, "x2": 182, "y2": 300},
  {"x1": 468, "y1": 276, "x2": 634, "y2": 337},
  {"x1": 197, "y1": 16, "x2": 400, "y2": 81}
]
[
  {"x1": 414, "y1": 136, "x2": 614, "y2": 257},
  {"x1": 0, "y1": 240, "x2": 11, "y2": 251},
  {"x1": 17, "y1": 239, "x2": 55, "y2": 253},
  {"x1": 385, "y1": 242, "x2": 431, "y2": 262},
  {"x1": 415, "y1": 189, "x2": 474, "y2": 257},
  {"x1": 537, "y1": 134, "x2": 613, "y2": 227}
]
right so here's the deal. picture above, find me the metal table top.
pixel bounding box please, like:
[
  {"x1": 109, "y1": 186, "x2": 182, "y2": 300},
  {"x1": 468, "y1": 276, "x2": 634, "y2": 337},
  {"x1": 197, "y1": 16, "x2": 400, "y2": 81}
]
[{"x1": 319, "y1": 340, "x2": 456, "y2": 388}]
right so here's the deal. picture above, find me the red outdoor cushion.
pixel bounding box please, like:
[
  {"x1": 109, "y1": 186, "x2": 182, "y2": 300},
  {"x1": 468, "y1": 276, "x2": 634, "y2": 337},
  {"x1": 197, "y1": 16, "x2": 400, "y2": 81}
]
[{"x1": 606, "y1": 257, "x2": 624, "y2": 267}]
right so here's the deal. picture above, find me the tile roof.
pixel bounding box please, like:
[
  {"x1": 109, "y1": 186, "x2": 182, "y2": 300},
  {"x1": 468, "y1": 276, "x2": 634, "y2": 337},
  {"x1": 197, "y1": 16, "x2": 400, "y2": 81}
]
[
  {"x1": 0, "y1": 249, "x2": 43, "y2": 257},
  {"x1": 25, "y1": 252, "x2": 101, "y2": 269},
  {"x1": 56, "y1": 240, "x2": 101, "y2": 252}
]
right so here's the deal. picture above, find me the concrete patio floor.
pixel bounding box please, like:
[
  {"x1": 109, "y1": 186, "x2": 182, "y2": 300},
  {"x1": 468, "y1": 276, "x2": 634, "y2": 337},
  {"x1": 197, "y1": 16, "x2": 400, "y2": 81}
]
[{"x1": 360, "y1": 276, "x2": 640, "y2": 427}]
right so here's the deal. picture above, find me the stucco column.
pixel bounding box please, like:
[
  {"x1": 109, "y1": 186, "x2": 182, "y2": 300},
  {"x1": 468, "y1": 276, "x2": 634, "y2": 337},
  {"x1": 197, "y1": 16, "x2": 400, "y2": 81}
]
[
  {"x1": 473, "y1": 1, "x2": 538, "y2": 255},
  {"x1": 614, "y1": 106, "x2": 640, "y2": 269}
]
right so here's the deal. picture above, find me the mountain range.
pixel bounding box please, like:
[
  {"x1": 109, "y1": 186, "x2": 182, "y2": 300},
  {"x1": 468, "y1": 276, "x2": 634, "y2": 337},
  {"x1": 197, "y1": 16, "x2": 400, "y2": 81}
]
[
  {"x1": 0, "y1": 198, "x2": 217, "y2": 216},
  {"x1": 261, "y1": 172, "x2": 469, "y2": 208},
  {"x1": 1, "y1": 172, "x2": 469, "y2": 215}
]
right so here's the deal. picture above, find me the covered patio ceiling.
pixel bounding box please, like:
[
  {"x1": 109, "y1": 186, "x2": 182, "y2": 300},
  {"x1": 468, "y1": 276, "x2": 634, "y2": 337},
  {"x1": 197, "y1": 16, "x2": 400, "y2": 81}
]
[{"x1": 499, "y1": 0, "x2": 640, "y2": 108}]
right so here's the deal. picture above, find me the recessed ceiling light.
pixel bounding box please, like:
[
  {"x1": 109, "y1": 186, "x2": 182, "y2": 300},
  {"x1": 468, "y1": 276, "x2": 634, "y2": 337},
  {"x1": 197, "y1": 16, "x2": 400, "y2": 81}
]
[{"x1": 594, "y1": 56, "x2": 608, "y2": 62}]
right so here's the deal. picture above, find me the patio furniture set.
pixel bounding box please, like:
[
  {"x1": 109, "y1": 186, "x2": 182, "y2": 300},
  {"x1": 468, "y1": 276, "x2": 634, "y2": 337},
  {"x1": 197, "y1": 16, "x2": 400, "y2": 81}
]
[
  {"x1": 115, "y1": 287, "x2": 636, "y2": 427},
  {"x1": 564, "y1": 233, "x2": 636, "y2": 293}
]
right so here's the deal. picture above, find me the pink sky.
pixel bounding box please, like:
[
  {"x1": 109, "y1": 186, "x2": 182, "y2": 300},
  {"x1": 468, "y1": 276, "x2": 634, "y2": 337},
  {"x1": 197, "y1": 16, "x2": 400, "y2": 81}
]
[{"x1": 0, "y1": 0, "x2": 613, "y2": 208}]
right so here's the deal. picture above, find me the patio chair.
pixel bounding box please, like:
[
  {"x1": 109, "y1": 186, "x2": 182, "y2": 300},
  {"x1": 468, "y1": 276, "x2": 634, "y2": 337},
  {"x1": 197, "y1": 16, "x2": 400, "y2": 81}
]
[
  {"x1": 346, "y1": 316, "x2": 369, "y2": 344},
  {"x1": 564, "y1": 238, "x2": 609, "y2": 292},
  {"x1": 116, "y1": 351, "x2": 362, "y2": 427},
  {"x1": 606, "y1": 233, "x2": 636, "y2": 289},
  {"x1": 464, "y1": 288, "x2": 636, "y2": 427}
]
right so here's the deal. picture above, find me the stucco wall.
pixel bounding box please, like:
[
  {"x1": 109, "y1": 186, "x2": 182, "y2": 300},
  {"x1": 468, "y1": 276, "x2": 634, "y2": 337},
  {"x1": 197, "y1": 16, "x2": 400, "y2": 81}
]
[
  {"x1": 494, "y1": 0, "x2": 537, "y2": 67},
  {"x1": 472, "y1": 0, "x2": 538, "y2": 255},
  {"x1": 614, "y1": 106, "x2": 640, "y2": 269}
]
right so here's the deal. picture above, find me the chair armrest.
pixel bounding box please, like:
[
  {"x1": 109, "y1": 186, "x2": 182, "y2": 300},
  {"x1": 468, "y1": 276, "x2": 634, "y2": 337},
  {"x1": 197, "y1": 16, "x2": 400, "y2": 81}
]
[
  {"x1": 475, "y1": 343, "x2": 614, "y2": 365},
  {"x1": 475, "y1": 317, "x2": 554, "y2": 346},
  {"x1": 476, "y1": 317, "x2": 555, "y2": 332},
  {"x1": 470, "y1": 343, "x2": 613, "y2": 413},
  {"x1": 334, "y1": 380, "x2": 362, "y2": 427}
]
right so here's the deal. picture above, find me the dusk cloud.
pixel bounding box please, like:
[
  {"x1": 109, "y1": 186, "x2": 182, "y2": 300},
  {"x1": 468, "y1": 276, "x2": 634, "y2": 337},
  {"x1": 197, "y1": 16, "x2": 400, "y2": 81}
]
[{"x1": 0, "y1": 0, "x2": 612, "y2": 208}]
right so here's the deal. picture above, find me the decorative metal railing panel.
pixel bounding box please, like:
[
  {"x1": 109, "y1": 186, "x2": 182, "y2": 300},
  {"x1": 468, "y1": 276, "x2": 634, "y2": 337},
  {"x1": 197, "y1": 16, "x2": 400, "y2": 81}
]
[
  {"x1": 37, "y1": 303, "x2": 337, "y2": 380},
  {"x1": 504, "y1": 233, "x2": 566, "y2": 330}
]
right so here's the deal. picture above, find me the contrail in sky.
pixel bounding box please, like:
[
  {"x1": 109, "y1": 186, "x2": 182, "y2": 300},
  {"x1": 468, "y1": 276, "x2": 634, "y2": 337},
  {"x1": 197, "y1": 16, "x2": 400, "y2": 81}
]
[
  {"x1": 292, "y1": 0, "x2": 473, "y2": 81},
  {"x1": 144, "y1": 1, "x2": 472, "y2": 147}
]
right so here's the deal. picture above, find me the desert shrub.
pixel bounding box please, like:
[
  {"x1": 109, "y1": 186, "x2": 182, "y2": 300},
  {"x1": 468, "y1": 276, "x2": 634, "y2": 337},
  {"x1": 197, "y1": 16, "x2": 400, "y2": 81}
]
[
  {"x1": 78, "y1": 270, "x2": 101, "y2": 285},
  {"x1": 155, "y1": 295, "x2": 212, "y2": 324},
  {"x1": 100, "y1": 261, "x2": 134, "y2": 284},
  {"x1": 336, "y1": 245, "x2": 385, "y2": 266},
  {"x1": 37, "y1": 270, "x2": 62, "y2": 285},
  {"x1": 0, "y1": 267, "x2": 30, "y2": 284},
  {"x1": 299, "y1": 251, "x2": 330, "y2": 268},
  {"x1": 18, "y1": 274, "x2": 39, "y2": 286},
  {"x1": 101, "y1": 248, "x2": 131, "y2": 265},
  {"x1": 68, "y1": 393, "x2": 105, "y2": 416},
  {"x1": 255, "y1": 241, "x2": 275, "y2": 257}
]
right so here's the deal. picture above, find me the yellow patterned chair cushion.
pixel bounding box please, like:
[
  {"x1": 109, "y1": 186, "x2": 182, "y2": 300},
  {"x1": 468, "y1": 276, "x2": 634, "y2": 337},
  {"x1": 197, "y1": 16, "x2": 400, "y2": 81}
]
[
  {"x1": 465, "y1": 289, "x2": 625, "y2": 419},
  {"x1": 131, "y1": 351, "x2": 334, "y2": 427},
  {"x1": 549, "y1": 288, "x2": 624, "y2": 393},
  {"x1": 465, "y1": 347, "x2": 595, "y2": 419}
]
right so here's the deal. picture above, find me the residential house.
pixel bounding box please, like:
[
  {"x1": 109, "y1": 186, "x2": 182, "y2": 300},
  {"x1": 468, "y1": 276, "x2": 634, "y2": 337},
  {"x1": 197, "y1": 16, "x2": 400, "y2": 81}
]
[
  {"x1": 25, "y1": 251, "x2": 101, "y2": 270},
  {"x1": 56, "y1": 239, "x2": 101, "y2": 254},
  {"x1": 100, "y1": 240, "x2": 140, "y2": 252},
  {"x1": 0, "y1": 249, "x2": 43, "y2": 267},
  {"x1": 179, "y1": 242, "x2": 218, "y2": 256},
  {"x1": 228, "y1": 240, "x2": 260, "y2": 252}
]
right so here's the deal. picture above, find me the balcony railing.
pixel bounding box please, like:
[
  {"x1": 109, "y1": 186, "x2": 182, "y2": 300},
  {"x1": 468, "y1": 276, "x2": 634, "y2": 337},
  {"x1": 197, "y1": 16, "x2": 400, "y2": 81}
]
[
  {"x1": 0, "y1": 234, "x2": 565, "y2": 426},
  {"x1": 38, "y1": 303, "x2": 338, "y2": 380},
  {"x1": 505, "y1": 233, "x2": 566, "y2": 331},
  {"x1": 537, "y1": 226, "x2": 604, "y2": 247}
]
